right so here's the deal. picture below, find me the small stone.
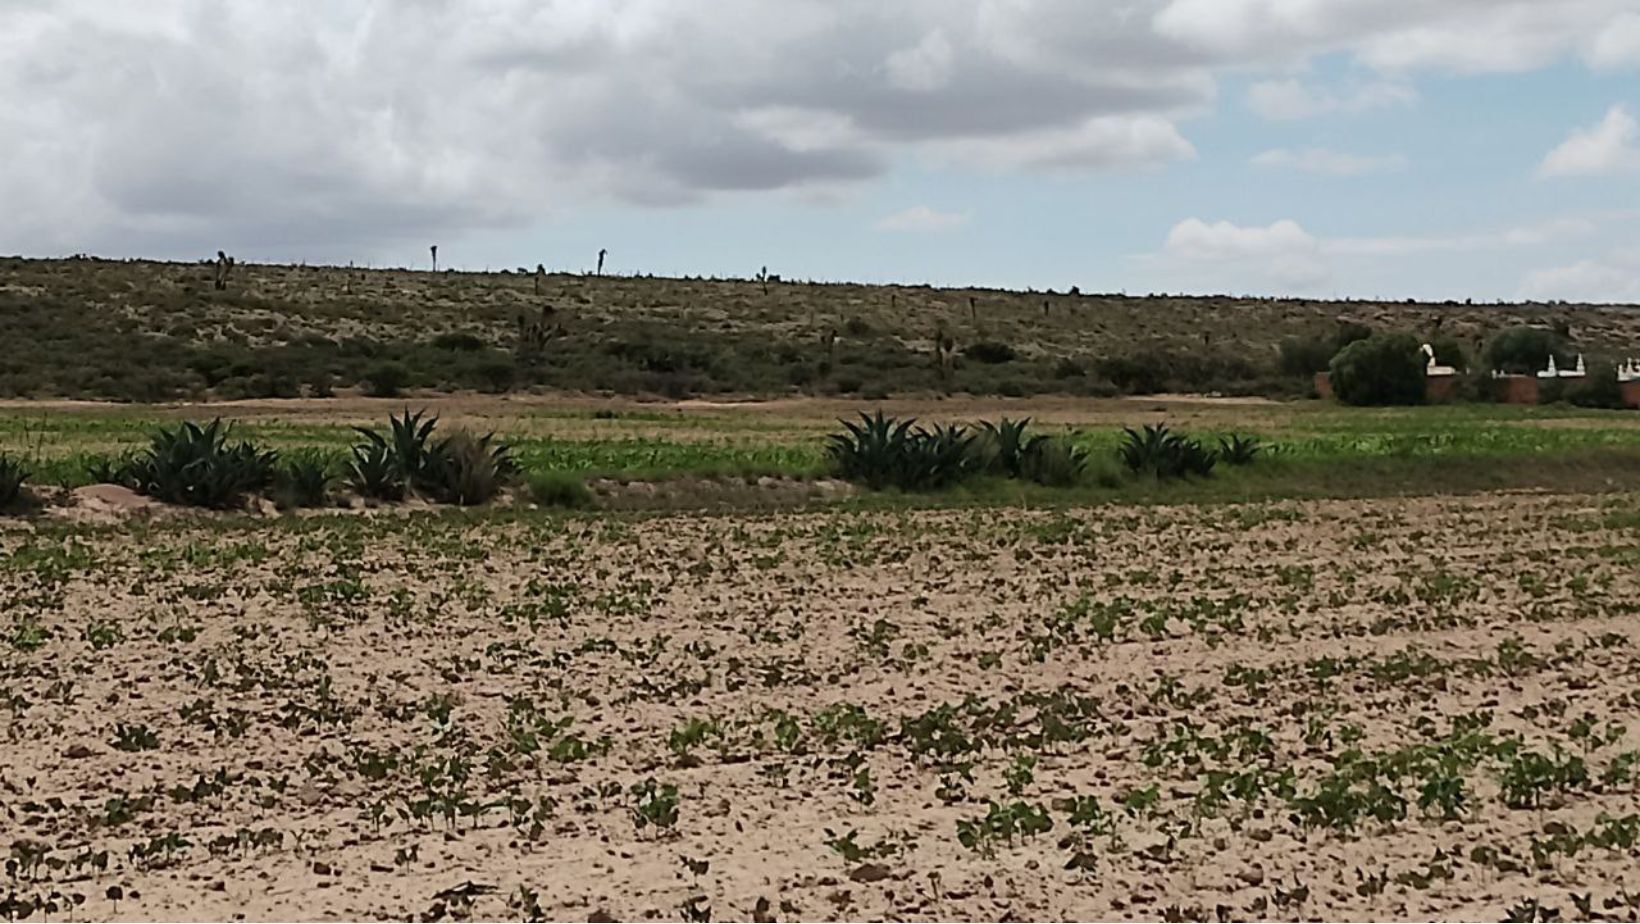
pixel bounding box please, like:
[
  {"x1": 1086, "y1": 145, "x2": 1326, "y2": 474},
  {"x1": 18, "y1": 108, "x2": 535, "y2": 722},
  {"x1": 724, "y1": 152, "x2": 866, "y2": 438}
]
[{"x1": 849, "y1": 864, "x2": 891, "y2": 883}]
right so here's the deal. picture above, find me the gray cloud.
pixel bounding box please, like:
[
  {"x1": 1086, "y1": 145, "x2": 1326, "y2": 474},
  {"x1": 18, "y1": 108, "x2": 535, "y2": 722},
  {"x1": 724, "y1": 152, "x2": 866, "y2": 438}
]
[{"x1": 0, "y1": 0, "x2": 1633, "y2": 259}]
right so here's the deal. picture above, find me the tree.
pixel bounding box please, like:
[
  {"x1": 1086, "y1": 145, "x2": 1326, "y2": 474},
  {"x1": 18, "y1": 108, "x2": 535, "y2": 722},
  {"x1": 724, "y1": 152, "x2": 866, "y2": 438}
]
[
  {"x1": 1328, "y1": 332, "x2": 1426, "y2": 406},
  {"x1": 1484, "y1": 326, "x2": 1563, "y2": 374}
]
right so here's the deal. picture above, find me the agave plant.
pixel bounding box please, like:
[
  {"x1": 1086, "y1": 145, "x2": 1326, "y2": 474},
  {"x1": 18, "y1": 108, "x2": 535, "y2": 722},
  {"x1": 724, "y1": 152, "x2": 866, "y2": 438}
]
[
  {"x1": 84, "y1": 453, "x2": 133, "y2": 486},
  {"x1": 1217, "y1": 434, "x2": 1262, "y2": 466},
  {"x1": 1020, "y1": 437, "x2": 1090, "y2": 487},
  {"x1": 1118, "y1": 423, "x2": 1217, "y2": 480},
  {"x1": 827, "y1": 411, "x2": 920, "y2": 490},
  {"x1": 421, "y1": 430, "x2": 518, "y2": 505},
  {"x1": 826, "y1": 412, "x2": 980, "y2": 491},
  {"x1": 977, "y1": 417, "x2": 1046, "y2": 479},
  {"x1": 1117, "y1": 424, "x2": 1175, "y2": 475},
  {"x1": 904, "y1": 422, "x2": 977, "y2": 490},
  {"x1": 347, "y1": 439, "x2": 404, "y2": 500},
  {"x1": 275, "y1": 451, "x2": 335, "y2": 508},
  {"x1": 123, "y1": 420, "x2": 277, "y2": 508},
  {"x1": 0, "y1": 453, "x2": 29, "y2": 508}
]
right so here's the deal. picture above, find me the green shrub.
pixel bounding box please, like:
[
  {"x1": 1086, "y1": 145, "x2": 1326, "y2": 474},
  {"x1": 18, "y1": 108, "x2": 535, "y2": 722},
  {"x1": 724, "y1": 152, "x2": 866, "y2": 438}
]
[
  {"x1": 1052, "y1": 357, "x2": 1085, "y2": 379},
  {"x1": 1117, "y1": 424, "x2": 1217, "y2": 479},
  {"x1": 1328, "y1": 333, "x2": 1426, "y2": 406},
  {"x1": 475, "y1": 358, "x2": 517, "y2": 394},
  {"x1": 1278, "y1": 337, "x2": 1335, "y2": 376},
  {"x1": 1485, "y1": 327, "x2": 1563, "y2": 375},
  {"x1": 528, "y1": 471, "x2": 594, "y2": 509},
  {"x1": 122, "y1": 420, "x2": 277, "y2": 508},
  {"x1": 274, "y1": 451, "x2": 334, "y2": 508},
  {"x1": 965, "y1": 341, "x2": 1017, "y2": 364},
  {"x1": 364, "y1": 361, "x2": 411, "y2": 397},
  {"x1": 1333, "y1": 322, "x2": 1373, "y2": 353},
  {"x1": 431, "y1": 331, "x2": 486, "y2": 351},
  {"x1": 1427, "y1": 334, "x2": 1468, "y2": 371},
  {"x1": 0, "y1": 453, "x2": 28, "y2": 509},
  {"x1": 1567, "y1": 364, "x2": 1625, "y2": 409}
]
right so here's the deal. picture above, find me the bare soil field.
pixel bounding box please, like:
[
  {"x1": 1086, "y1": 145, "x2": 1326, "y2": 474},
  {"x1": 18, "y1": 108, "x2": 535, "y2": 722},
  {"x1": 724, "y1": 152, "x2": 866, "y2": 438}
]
[{"x1": 5, "y1": 492, "x2": 1640, "y2": 921}]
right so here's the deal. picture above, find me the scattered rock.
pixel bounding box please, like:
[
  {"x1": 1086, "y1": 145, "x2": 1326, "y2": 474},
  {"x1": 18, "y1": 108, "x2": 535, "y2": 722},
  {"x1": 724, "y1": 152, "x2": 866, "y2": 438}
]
[{"x1": 849, "y1": 863, "x2": 892, "y2": 883}]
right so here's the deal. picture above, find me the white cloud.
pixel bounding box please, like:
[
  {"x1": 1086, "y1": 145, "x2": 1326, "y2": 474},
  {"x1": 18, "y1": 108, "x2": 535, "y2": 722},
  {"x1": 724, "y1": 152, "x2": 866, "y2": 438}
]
[
  {"x1": 1252, "y1": 147, "x2": 1407, "y2": 175},
  {"x1": 1326, "y1": 217, "x2": 1598, "y2": 255},
  {"x1": 1163, "y1": 218, "x2": 1328, "y2": 285},
  {"x1": 1156, "y1": 0, "x2": 1638, "y2": 74},
  {"x1": 1586, "y1": 12, "x2": 1640, "y2": 69},
  {"x1": 874, "y1": 206, "x2": 970, "y2": 233},
  {"x1": 1520, "y1": 249, "x2": 1640, "y2": 303},
  {"x1": 1539, "y1": 104, "x2": 1640, "y2": 176},
  {"x1": 1245, "y1": 78, "x2": 1416, "y2": 120},
  {"x1": 1151, "y1": 212, "x2": 1615, "y2": 295}
]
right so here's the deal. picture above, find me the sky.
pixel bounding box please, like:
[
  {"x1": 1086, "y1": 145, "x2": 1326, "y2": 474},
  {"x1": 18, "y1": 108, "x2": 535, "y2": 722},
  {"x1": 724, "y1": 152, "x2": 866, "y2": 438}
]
[{"x1": 3, "y1": 1, "x2": 1640, "y2": 303}]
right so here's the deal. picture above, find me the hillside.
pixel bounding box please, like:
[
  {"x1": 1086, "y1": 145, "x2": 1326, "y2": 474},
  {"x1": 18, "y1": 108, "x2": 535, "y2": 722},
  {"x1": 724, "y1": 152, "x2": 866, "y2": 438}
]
[{"x1": 3, "y1": 256, "x2": 1638, "y2": 402}]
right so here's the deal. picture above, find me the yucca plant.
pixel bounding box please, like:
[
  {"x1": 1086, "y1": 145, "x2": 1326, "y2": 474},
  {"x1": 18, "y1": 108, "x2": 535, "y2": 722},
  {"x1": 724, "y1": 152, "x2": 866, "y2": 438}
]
[
  {"x1": 347, "y1": 439, "x2": 404, "y2": 500},
  {"x1": 420, "y1": 430, "x2": 518, "y2": 505},
  {"x1": 1217, "y1": 434, "x2": 1262, "y2": 466},
  {"x1": 0, "y1": 453, "x2": 29, "y2": 509},
  {"x1": 123, "y1": 420, "x2": 277, "y2": 508}
]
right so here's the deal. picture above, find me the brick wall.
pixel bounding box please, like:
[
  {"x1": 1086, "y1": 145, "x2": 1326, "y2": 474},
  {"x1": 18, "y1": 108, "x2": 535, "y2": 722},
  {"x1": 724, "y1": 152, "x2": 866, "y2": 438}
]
[{"x1": 1493, "y1": 375, "x2": 1540, "y2": 405}]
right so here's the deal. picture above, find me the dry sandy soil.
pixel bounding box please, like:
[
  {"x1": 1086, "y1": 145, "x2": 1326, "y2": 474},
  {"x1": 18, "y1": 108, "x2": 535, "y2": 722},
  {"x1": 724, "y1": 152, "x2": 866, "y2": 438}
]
[{"x1": 4, "y1": 492, "x2": 1640, "y2": 921}]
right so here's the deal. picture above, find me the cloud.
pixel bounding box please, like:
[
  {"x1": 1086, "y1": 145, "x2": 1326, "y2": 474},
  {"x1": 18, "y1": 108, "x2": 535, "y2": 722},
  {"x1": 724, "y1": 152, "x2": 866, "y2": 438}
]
[
  {"x1": 1155, "y1": 0, "x2": 1638, "y2": 74},
  {"x1": 1252, "y1": 147, "x2": 1407, "y2": 175},
  {"x1": 1163, "y1": 218, "x2": 1328, "y2": 286},
  {"x1": 1587, "y1": 12, "x2": 1640, "y2": 69},
  {"x1": 874, "y1": 206, "x2": 970, "y2": 232},
  {"x1": 1539, "y1": 105, "x2": 1640, "y2": 176},
  {"x1": 1245, "y1": 79, "x2": 1416, "y2": 120},
  {"x1": 1325, "y1": 217, "x2": 1598, "y2": 255},
  {"x1": 884, "y1": 30, "x2": 956, "y2": 92},
  {"x1": 1151, "y1": 212, "x2": 1612, "y2": 294},
  {"x1": 1520, "y1": 249, "x2": 1640, "y2": 303},
  {"x1": 0, "y1": 0, "x2": 1221, "y2": 258},
  {"x1": 935, "y1": 114, "x2": 1197, "y2": 170},
  {"x1": 1, "y1": 0, "x2": 1636, "y2": 260}
]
